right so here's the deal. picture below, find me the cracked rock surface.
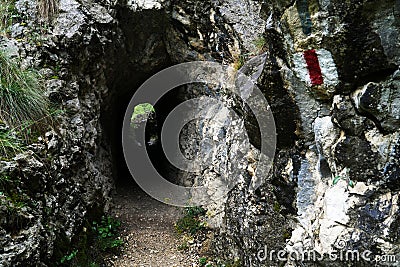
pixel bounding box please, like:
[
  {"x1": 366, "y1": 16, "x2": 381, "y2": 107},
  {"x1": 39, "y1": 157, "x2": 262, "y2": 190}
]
[{"x1": 0, "y1": 0, "x2": 399, "y2": 266}]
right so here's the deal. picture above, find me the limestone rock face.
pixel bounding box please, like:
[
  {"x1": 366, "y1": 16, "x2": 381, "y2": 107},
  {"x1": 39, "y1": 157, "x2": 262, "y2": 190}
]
[
  {"x1": 352, "y1": 74, "x2": 400, "y2": 133},
  {"x1": 0, "y1": 0, "x2": 399, "y2": 266}
]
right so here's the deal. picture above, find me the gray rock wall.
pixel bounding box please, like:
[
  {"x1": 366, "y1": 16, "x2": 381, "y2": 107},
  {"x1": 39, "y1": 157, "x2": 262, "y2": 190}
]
[
  {"x1": 208, "y1": 0, "x2": 400, "y2": 266},
  {"x1": 0, "y1": 0, "x2": 399, "y2": 266}
]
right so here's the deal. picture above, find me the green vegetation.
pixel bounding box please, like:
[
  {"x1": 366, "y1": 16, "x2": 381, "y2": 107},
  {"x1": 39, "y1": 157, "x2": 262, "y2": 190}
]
[
  {"x1": 60, "y1": 250, "x2": 78, "y2": 264},
  {"x1": 0, "y1": 173, "x2": 29, "y2": 209},
  {"x1": 222, "y1": 260, "x2": 241, "y2": 267},
  {"x1": 0, "y1": 0, "x2": 17, "y2": 35},
  {"x1": 175, "y1": 206, "x2": 207, "y2": 235},
  {"x1": 175, "y1": 207, "x2": 240, "y2": 267},
  {"x1": 177, "y1": 241, "x2": 189, "y2": 251},
  {"x1": 0, "y1": 172, "x2": 31, "y2": 235},
  {"x1": 273, "y1": 201, "x2": 281, "y2": 212},
  {"x1": 185, "y1": 206, "x2": 206, "y2": 217},
  {"x1": 0, "y1": 129, "x2": 22, "y2": 158},
  {"x1": 0, "y1": 50, "x2": 52, "y2": 158},
  {"x1": 282, "y1": 229, "x2": 292, "y2": 240},
  {"x1": 199, "y1": 257, "x2": 208, "y2": 266},
  {"x1": 254, "y1": 36, "x2": 266, "y2": 51},
  {"x1": 231, "y1": 35, "x2": 267, "y2": 70},
  {"x1": 1, "y1": 0, "x2": 59, "y2": 32},
  {"x1": 0, "y1": 50, "x2": 50, "y2": 131},
  {"x1": 4, "y1": 190, "x2": 28, "y2": 209},
  {"x1": 131, "y1": 103, "x2": 155, "y2": 122},
  {"x1": 232, "y1": 54, "x2": 245, "y2": 70},
  {"x1": 332, "y1": 175, "x2": 355, "y2": 188},
  {"x1": 92, "y1": 216, "x2": 124, "y2": 250},
  {"x1": 176, "y1": 206, "x2": 207, "y2": 253},
  {"x1": 1, "y1": 0, "x2": 58, "y2": 46},
  {"x1": 59, "y1": 216, "x2": 123, "y2": 266},
  {"x1": 332, "y1": 175, "x2": 341, "y2": 185},
  {"x1": 0, "y1": 174, "x2": 11, "y2": 189}
]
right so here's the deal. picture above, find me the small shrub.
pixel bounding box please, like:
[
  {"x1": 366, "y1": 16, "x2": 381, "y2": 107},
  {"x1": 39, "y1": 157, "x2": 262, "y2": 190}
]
[
  {"x1": 0, "y1": 174, "x2": 27, "y2": 208},
  {"x1": 7, "y1": 190, "x2": 28, "y2": 208},
  {"x1": 185, "y1": 206, "x2": 206, "y2": 217},
  {"x1": 0, "y1": 174, "x2": 11, "y2": 187},
  {"x1": 92, "y1": 216, "x2": 123, "y2": 251},
  {"x1": 0, "y1": 174, "x2": 12, "y2": 195},
  {"x1": 175, "y1": 206, "x2": 206, "y2": 235},
  {"x1": 58, "y1": 215, "x2": 123, "y2": 266},
  {"x1": 273, "y1": 201, "x2": 281, "y2": 212},
  {"x1": 92, "y1": 216, "x2": 121, "y2": 238}
]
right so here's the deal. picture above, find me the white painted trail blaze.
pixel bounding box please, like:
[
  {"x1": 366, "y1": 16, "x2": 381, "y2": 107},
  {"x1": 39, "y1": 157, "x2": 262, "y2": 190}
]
[
  {"x1": 316, "y1": 49, "x2": 339, "y2": 86},
  {"x1": 293, "y1": 48, "x2": 339, "y2": 87}
]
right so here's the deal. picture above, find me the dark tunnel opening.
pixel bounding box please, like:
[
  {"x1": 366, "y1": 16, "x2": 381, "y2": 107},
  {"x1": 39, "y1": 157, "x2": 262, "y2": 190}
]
[
  {"x1": 104, "y1": 80, "x2": 185, "y2": 189},
  {"x1": 100, "y1": 6, "x2": 182, "y2": 189}
]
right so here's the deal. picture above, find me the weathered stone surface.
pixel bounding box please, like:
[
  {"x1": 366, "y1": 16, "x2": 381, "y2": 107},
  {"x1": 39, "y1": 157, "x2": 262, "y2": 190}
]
[
  {"x1": 333, "y1": 135, "x2": 380, "y2": 181},
  {"x1": 352, "y1": 74, "x2": 400, "y2": 133},
  {"x1": 216, "y1": 0, "x2": 265, "y2": 52},
  {"x1": 54, "y1": 0, "x2": 86, "y2": 39},
  {"x1": 331, "y1": 95, "x2": 371, "y2": 136},
  {"x1": 314, "y1": 116, "x2": 339, "y2": 175},
  {"x1": 1, "y1": 0, "x2": 399, "y2": 266}
]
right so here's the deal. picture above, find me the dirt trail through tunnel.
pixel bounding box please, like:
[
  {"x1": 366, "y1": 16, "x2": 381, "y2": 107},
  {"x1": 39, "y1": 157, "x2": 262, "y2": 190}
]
[{"x1": 107, "y1": 181, "x2": 198, "y2": 267}]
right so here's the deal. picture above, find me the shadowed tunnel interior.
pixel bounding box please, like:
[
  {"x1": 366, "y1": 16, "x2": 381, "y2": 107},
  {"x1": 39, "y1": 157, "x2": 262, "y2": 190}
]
[
  {"x1": 99, "y1": 6, "x2": 183, "y2": 189},
  {"x1": 106, "y1": 82, "x2": 185, "y2": 188}
]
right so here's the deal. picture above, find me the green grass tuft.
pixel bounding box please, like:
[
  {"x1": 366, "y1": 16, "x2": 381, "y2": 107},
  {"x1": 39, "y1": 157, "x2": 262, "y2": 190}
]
[
  {"x1": 0, "y1": 50, "x2": 50, "y2": 134},
  {"x1": 254, "y1": 36, "x2": 266, "y2": 51},
  {"x1": 232, "y1": 54, "x2": 245, "y2": 70},
  {"x1": 0, "y1": 0, "x2": 16, "y2": 35},
  {"x1": 0, "y1": 129, "x2": 22, "y2": 159}
]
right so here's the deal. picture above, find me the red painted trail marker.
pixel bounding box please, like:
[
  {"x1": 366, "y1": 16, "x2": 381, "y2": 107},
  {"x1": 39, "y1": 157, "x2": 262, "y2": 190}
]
[
  {"x1": 293, "y1": 49, "x2": 339, "y2": 88},
  {"x1": 303, "y1": 49, "x2": 324, "y2": 86}
]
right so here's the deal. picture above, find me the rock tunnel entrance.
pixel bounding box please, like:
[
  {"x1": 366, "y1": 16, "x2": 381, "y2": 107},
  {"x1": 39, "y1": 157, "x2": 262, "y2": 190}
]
[
  {"x1": 100, "y1": 6, "x2": 185, "y2": 189},
  {"x1": 99, "y1": 3, "x2": 301, "y2": 198}
]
